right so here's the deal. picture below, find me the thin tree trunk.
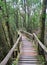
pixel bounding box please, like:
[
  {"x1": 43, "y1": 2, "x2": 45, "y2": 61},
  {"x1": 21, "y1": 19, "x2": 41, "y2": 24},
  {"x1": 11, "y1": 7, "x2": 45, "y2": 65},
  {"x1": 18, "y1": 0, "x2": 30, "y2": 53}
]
[
  {"x1": 39, "y1": 0, "x2": 47, "y2": 64},
  {"x1": 4, "y1": 0, "x2": 14, "y2": 47},
  {"x1": 40, "y1": 0, "x2": 46, "y2": 43},
  {"x1": 23, "y1": 0, "x2": 26, "y2": 28}
]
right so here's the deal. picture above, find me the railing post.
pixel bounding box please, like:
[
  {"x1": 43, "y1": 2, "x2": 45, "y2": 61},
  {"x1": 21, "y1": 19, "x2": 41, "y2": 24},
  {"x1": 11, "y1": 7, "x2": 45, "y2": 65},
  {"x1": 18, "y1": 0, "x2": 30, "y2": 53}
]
[
  {"x1": 13, "y1": 49, "x2": 18, "y2": 58},
  {"x1": 33, "y1": 34, "x2": 39, "y2": 55},
  {"x1": 44, "y1": 52, "x2": 47, "y2": 65},
  {"x1": 32, "y1": 34, "x2": 34, "y2": 44},
  {"x1": 18, "y1": 36, "x2": 22, "y2": 53},
  {"x1": 37, "y1": 38, "x2": 44, "y2": 55},
  {"x1": 38, "y1": 44, "x2": 46, "y2": 63},
  {"x1": 17, "y1": 42, "x2": 20, "y2": 53},
  {"x1": 38, "y1": 44, "x2": 42, "y2": 55}
]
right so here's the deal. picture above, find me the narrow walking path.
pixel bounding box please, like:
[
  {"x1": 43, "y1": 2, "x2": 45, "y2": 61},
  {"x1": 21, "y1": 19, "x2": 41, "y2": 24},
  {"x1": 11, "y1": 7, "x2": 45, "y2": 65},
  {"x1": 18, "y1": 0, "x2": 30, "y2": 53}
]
[{"x1": 18, "y1": 34, "x2": 42, "y2": 65}]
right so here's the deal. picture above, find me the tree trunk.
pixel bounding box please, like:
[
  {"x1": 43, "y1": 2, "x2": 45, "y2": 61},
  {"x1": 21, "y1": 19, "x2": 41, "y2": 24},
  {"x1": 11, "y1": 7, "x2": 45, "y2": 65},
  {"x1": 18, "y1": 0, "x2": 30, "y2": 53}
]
[
  {"x1": 0, "y1": 20, "x2": 11, "y2": 65},
  {"x1": 39, "y1": 0, "x2": 47, "y2": 64},
  {"x1": 13, "y1": 8, "x2": 18, "y2": 28},
  {"x1": 40, "y1": 0, "x2": 46, "y2": 44},
  {"x1": 0, "y1": 0, "x2": 14, "y2": 65},
  {"x1": 4, "y1": 0, "x2": 14, "y2": 47},
  {"x1": 23, "y1": 0, "x2": 26, "y2": 28},
  {"x1": 27, "y1": 6, "x2": 31, "y2": 32}
]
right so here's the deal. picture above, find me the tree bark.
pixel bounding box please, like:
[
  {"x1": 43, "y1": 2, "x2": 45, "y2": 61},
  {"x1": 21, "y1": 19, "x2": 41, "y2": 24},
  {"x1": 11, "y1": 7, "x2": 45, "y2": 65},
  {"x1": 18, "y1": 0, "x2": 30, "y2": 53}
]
[
  {"x1": 23, "y1": 0, "x2": 26, "y2": 28},
  {"x1": 39, "y1": 0, "x2": 47, "y2": 64}
]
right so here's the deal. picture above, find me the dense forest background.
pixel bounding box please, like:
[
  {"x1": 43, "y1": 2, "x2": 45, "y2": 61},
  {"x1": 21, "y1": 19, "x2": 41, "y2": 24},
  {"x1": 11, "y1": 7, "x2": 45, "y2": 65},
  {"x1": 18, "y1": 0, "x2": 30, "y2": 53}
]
[{"x1": 0, "y1": 0, "x2": 47, "y2": 65}]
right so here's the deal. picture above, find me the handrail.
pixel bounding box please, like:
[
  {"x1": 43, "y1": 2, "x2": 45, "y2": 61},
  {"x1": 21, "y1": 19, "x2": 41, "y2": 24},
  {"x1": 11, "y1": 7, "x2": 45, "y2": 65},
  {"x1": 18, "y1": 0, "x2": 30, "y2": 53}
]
[
  {"x1": 33, "y1": 33, "x2": 47, "y2": 53},
  {"x1": 21, "y1": 30, "x2": 47, "y2": 53},
  {"x1": 20, "y1": 30, "x2": 33, "y2": 37},
  {"x1": 0, "y1": 35, "x2": 21, "y2": 65}
]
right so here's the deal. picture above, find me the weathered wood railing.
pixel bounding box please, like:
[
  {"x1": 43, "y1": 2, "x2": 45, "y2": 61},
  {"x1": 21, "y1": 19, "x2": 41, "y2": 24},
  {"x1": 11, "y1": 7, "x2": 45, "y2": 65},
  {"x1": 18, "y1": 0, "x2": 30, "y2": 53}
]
[
  {"x1": 33, "y1": 33, "x2": 47, "y2": 53},
  {"x1": 33, "y1": 33, "x2": 47, "y2": 63},
  {"x1": 21, "y1": 31, "x2": 47, "y2": 63},
  {"x1": 0, "y1": 35, "x2": 22, "y2": 65},
  {"x1": 20, "y1": 31, "x2": 33, "y2": 39}
]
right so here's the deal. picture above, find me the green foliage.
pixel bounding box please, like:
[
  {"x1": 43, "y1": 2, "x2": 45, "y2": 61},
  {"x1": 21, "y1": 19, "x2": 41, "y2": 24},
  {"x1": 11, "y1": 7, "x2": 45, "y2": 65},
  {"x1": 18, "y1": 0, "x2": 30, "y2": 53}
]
[
  {"x1": 0, "y1": 0, "x2": 47, "y2": 64},
  {"x1": 0, "y1": 0, "x2": 18, "y2": 64},
  {"x1": 37, "y1": 55, "x2": 45, "y2": 65}
]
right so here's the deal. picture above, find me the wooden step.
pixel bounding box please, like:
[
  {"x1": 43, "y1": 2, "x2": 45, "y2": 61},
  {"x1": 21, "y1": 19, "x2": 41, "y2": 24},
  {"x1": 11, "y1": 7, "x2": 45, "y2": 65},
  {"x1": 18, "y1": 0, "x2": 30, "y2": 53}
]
[
  {"x1": 18, "y1": 60, "x2": 42, "y2": 65},
  {"x1": 19, "y1": 60, "x2": 41, "y2": 63},
  {"x1": 18, "y1": 63, "x2": 42, "y2": 65},
  {"x1": 19, "y1": 59, "x2": 40, "y2": 61},
  {"x1": 20, "y1": 56, "x2": 38, "y2": 58}
]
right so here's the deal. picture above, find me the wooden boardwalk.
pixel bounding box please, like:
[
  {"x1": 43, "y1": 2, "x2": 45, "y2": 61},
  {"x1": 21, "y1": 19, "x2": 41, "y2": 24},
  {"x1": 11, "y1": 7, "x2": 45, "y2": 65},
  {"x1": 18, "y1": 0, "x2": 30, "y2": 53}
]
[{"x1": 18, "y1": 34, "x2": 42, "y2": 65}]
